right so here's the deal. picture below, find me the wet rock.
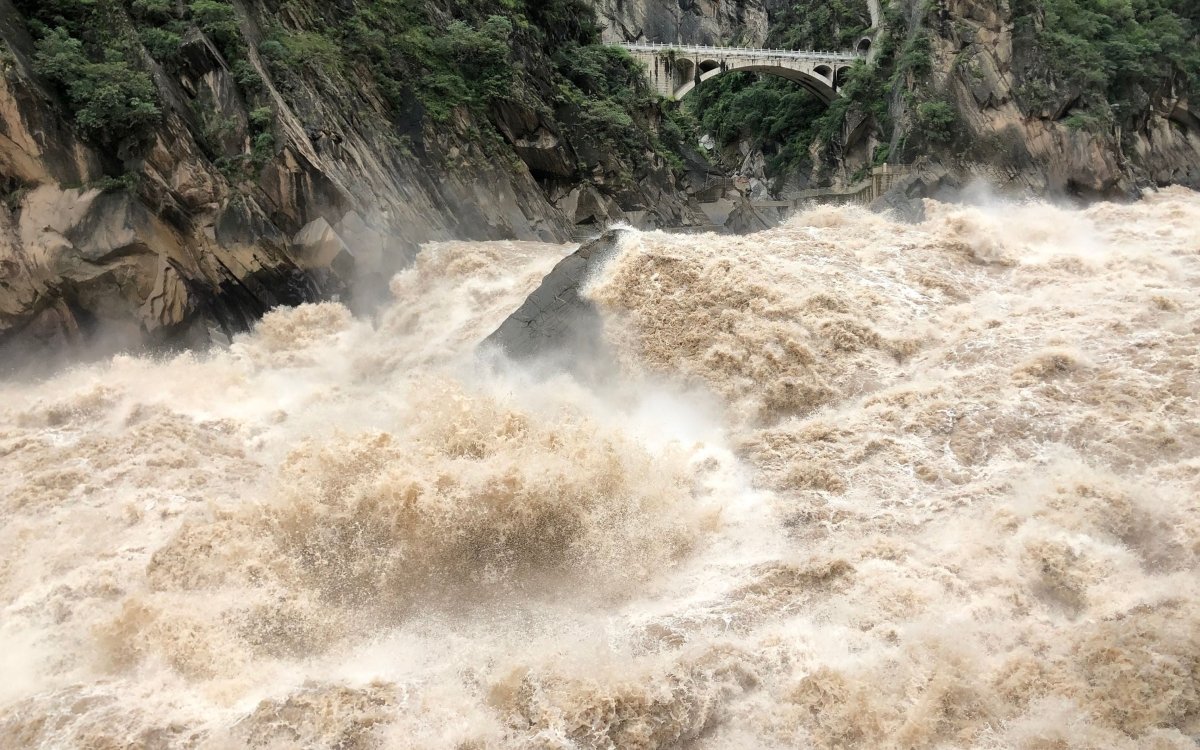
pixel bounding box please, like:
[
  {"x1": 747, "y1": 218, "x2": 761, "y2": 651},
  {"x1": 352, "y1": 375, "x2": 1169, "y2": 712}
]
[
  {"x1": 492, "y1": 101, "x2": 577, "y2": 178},
  {"x1": 568, "y1": 185, "x2": 627, "y2": 228},
  {"x1": 724, "y1": 199, "x2": 780, "y2": 233},
  {"x1": 872, "y1": 166, "x2": 963, "y2": 222},
  {"x1": 292, "y1": 218, "x2": 355, "y2": 281},
  {"x1": 481, "y1": 229, "x2": 626, "y2": 370}
]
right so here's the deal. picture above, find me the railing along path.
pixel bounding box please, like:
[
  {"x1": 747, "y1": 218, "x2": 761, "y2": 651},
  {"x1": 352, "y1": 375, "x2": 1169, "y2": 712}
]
[{"x1": 622, "y1": 42, "x2": 861, "y2": 63}]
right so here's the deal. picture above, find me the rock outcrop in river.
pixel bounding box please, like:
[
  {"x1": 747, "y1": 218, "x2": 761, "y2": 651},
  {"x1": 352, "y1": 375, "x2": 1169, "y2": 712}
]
[{"x1": 482, "y1": 229, "x2": 626, "y2": 371}]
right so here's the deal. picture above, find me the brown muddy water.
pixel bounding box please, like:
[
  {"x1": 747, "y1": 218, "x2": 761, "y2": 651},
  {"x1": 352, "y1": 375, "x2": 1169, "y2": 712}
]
[{"x1": 1, "y1": 189, "x2": 1198, "y2": 748}]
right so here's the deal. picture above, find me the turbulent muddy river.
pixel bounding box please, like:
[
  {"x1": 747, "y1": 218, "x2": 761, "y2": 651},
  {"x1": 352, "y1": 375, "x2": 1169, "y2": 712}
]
[{"x1": 1, "y1": 190, "x2": 1198, "y2": 748}]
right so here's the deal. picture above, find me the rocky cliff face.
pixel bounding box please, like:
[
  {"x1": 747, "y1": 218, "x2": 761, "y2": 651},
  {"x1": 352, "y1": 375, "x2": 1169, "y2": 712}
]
[
  {"x1": 594, "y1": 0, "x2": 776, "y2": 46},
  {"x1": 600, "y1": 0, "x2": 1200, "y2": 203},
  {"x1": 926, "y1": 0, "x2": 1200, "y2": 197},
  {"x1": 0, "y1": 0, "x2": 703, "y2": 362},
  {"x1": 832, "y1": 0, "x2": 1199, "y2": 198}
]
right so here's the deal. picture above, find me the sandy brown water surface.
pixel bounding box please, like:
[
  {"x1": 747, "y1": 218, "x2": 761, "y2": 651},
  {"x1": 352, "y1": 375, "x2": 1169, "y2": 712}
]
[{"x1": 2, "y1": 191, "x2": 1198, "y2": 748}]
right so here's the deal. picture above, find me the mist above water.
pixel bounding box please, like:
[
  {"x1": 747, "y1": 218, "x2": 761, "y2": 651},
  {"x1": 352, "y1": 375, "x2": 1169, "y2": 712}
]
[{"x1": 1, "y1": 191, "x2": 1198, "y2": 748}]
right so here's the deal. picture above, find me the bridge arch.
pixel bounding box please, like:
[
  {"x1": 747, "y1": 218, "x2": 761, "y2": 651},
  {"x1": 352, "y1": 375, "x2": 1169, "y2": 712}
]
[
  {"x1": 624, "y1": 44, "x2": 861, "y2": 104},
  {"x1": 834, "y1": 66, "x2": 852, "y2": 89},
  {"x1": 671, "y1": 57, "x2": 695, "y2": 91},
  {"x1": 675, "y1": 60, "x2": 837, "y2": 104}
]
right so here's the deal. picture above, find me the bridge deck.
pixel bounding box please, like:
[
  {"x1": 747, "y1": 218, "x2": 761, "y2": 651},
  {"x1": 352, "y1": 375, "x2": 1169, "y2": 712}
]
[{"x1": 622, "y1": 42, "x2": 860, "y2": 63}]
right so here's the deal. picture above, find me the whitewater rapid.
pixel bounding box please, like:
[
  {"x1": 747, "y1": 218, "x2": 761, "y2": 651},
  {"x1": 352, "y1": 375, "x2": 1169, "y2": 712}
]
[{"x1": 1, "y1": 190, "x2": 1198, "y2": 748}]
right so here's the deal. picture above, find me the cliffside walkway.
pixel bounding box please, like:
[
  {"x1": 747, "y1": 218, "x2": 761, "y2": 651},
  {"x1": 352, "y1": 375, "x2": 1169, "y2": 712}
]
[
  {"x1": 704, "y1": 164, "x2": 914, "y2": 212},
  {"x1": 571, "y1": 166, "x2": 914, "y2": 240},
  {"x1": 622, "y1": 42, "x2": 866, "y2": 102},
  {"x1": 791, "y1": 164, "x2": 914, "y2": 207}
]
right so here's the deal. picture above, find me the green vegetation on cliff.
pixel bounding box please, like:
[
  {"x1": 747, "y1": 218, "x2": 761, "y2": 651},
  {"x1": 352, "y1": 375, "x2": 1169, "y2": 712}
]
[
  {"x1": 18, "y1": 0, "x2": 162, "y2": 148},
  {"x1": 13, "y1": 0, "x2": 686, "y2": 192},
  {"x1": 254, "y1": 0, "x2": 689, "y2": 185},
  {"x1": 1013, "y1": 0, "x2": 1200, "y2": 126},
  {"x1": 689, "y1": 74, "x2": 827, "y2": 181},
  {"x1": 769, "y1": 0, "x2": 873, "y2": 50},
  {"x1": 689, "y1": 0, "x2": 1199, "y2": 187},
  {"x1": 30, "y1": 27, "x2": 160, "y2": 147}
]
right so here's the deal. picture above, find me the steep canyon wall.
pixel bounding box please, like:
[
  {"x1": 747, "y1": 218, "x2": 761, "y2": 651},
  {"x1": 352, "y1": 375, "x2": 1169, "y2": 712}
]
[
  {"x1": 599, "y1": 0, "x2": 1200, "y2": 204},
  {"x1": 0, "y1": 0, "x2": 701, "y2": 360}
]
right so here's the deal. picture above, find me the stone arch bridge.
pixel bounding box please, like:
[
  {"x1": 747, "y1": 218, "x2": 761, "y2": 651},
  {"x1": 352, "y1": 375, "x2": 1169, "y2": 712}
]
[{"x1": 622, "y1": 42, "x2": 866, "y2": 103}]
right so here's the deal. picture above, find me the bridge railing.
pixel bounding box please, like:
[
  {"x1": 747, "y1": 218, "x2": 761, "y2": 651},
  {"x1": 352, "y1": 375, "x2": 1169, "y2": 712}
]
[{"x1": 622, "y1": 42, "x2": 861, "y2": 62}]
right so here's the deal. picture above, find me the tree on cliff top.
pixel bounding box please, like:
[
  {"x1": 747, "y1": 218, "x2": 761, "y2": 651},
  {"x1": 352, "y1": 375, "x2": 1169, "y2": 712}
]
[{"x1": 30, "y1": 23, "x2": 161, "y2": 149}]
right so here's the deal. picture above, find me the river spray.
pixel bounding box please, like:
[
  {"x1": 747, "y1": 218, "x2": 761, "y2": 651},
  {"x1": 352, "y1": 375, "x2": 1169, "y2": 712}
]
[{"x1": 2, "y1": 190, "x2": 1198, "y2": 747}]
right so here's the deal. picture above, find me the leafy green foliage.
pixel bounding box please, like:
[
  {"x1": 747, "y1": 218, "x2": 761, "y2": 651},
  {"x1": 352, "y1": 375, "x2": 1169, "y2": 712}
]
[
  {"x1": 130, "y1": 0, "x2": 172, "y2": 20},
  {"x1": 436, "y1": 17, "x2": 516, "y2": 105},
  {"x1": 253, "y1": 0, "x2": 677, "y2": 182},
  {"x1": 683, "y1": 0, "x2": 884, "y2": 183},
  {"x1": 689, "y1": 72, "x2": 826, "y2": 178},
  {"x1": 1013, "y1": 0, "x2": 1200, "y2": 121},
  {"x1": 275, "y1": 30, "x2": 344, "y2": 75},
  {"x1": 255, "y1": 3, "x2": 526, "y2": 121},
  {"x1": 555, "y1": 44, "x2": 657, "y2": 148},
  {"x1": 89, "y1": 172, "x2": 140, "y2": 193},
  {"x1": 32, "y1": 26, "x2": 160, "y2": 146},
  {"x1": 16, "y1": 0, "x2": 264, "y2": 164},
  {"x1": 896, "y1": 31, "x2": 933, "y2": 77},
  {"x1": 14, "y1": 0, "x2": 684, "y2": 191},
  {"x1": 768, "y1": 0, "x2": 872, "y2": 50},
  {"x1": 815, "y1": 59, "x2": 889, "y2": 144},
  {"x1": 188, "y1": 0, "x2": 240, "y2": 48},
  {"x1": 137, "y1": 26, "x2": 181, "y2": 60},
  {"x1": 248, "y1": 107, "x2": 273, "y2": 130},
  {"x1": 15, "y1": 0, "x2": 97, "y2": 37},
  {"x1": 914, "y1": 100, "x2": 958, "y2": 143},
  {"x1": 1063, "y1": 108, "x2": 1110, "y2": 131}
]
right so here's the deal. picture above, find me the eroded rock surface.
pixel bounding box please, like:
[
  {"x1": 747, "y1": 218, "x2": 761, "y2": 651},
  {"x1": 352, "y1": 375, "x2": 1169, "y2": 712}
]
[
  {"x1": 594, "y1": 0, "x2": 773, "y2": 46},
  {"x1": 482, "y1": 230, "x2": 627, "y2": 370},
  {"x1": 0, "y1": 1, "x2": 704, "y2": 362},
  {"x1": 932, "y1": 0, "x2": 1200, "y2": 197}
]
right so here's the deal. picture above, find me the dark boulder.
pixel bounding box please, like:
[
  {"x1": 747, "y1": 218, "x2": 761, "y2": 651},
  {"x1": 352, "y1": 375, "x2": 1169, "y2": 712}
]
[
  {"x1": 481, "y1": 229, "x2": 627, "y2": 373},
  {"x1": 871, "y1": 165, "x2": 963, "y2": 222}
]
